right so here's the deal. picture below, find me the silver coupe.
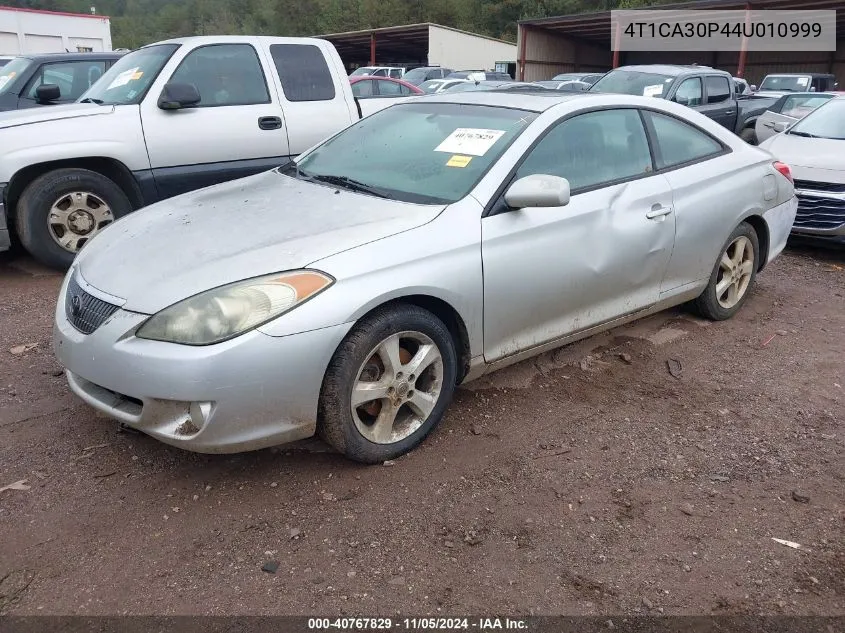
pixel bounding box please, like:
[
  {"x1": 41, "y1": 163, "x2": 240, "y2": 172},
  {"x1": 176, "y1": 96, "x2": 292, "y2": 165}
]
[{"x1": 54, "y1": 91, "x2": 798, "y2": 463}]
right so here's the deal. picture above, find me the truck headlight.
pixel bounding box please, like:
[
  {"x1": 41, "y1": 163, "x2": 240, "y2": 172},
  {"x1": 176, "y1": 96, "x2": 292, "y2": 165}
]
[{"x1": 136, "y1": 270, "x2": 333, "y2": 345}]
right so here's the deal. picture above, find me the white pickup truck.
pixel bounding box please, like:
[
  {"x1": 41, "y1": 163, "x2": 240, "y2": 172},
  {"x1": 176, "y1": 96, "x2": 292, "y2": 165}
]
[{"x1": 0, "y1": 36, "x2": 389, "y2": 269}]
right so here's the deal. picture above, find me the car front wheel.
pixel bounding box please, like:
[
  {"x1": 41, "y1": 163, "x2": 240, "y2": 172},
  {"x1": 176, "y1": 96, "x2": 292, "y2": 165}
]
[
  {"x1": 318, "y1": 304, "x2": 457, "y2": 463},
  {"x1": 693, "y1": 221, "x2": 760, "y2": 320}
]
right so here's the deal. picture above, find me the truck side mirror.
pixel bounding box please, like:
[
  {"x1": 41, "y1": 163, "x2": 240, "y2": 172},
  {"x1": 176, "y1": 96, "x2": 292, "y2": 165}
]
[
  {"x1": 750, "y1": 85, "x2": 757, "y2": 92},
  {"x1": 35, "y1": 84, "x2": 61, "y2": 103},
  {"x1": 158, "y1": 82, "x2": 201, "y2": 110}
]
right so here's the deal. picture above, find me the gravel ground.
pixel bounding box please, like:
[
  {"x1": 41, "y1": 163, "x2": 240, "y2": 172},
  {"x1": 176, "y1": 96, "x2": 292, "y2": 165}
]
[{"x1": 0, "y1": 243, "x2": 842, "y2": 616}]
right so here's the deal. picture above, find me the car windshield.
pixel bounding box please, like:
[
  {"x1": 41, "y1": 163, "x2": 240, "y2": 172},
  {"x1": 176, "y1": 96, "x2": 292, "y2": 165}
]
[
  {"x1": 0, "y1": 57, "x2": 32, "y2": 95},
  {"x1": 292, "y1": 102, "x2": 537, "y2": 204},
  {"x1": 590, "y1": 70, "x2": 675, "y2": 97},
  {"x1": 759, "y1": 75, "x2": 812, "y2": 92},
  {"x1": 403, "y1": 68, "x2": 431, "y2": 85},
  {"x1": 419, "y1": 80, "x2": 443, "y2": 93},
  {"x1": 79, "y1": 44, "x2": 179, "y2": 105},
  {"x1": 350, "y1": 67, "x2": 375, "y2": 76},
  {"x1": 788, "y1": 98, "x2": 845, "y2": 140}
]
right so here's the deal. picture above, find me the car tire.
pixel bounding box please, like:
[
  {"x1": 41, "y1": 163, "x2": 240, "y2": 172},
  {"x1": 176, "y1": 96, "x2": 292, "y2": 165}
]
[
  {"x1": 16, "y1": 168, "x2": 132, "y2": 271},
  {"x1": 318, "y1": 304, "x2": 458, "y2": 464},
  {"x1": 740, "y1": 127, "x2": 757, "y2": 145},
  {"x1": 693, "y1": 222, "x2": 760, "y2": 321}
]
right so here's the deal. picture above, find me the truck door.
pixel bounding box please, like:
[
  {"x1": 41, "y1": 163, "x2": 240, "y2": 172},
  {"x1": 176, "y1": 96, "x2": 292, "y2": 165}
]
[
  {"x1": 701, "y1": 75, "x2": 736, "y2": 129},
  {"x1": 140, "y1": 42, "x2": 291, "y2": 201}
]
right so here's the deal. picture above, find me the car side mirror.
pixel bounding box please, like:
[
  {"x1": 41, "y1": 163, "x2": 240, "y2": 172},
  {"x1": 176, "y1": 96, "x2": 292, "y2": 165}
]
[
  {"x1": 773, "y1": 121, "x2": 790, "y2": 133},
  {"x1": 158, "y1": 82, "x2": 201, "y2": 110},
  {"x1": 504, "y1": 174, "x2": 570, "y2": 209},
  {"x1": 35, "y1": 83, "x2": 61, "y2": 103}
]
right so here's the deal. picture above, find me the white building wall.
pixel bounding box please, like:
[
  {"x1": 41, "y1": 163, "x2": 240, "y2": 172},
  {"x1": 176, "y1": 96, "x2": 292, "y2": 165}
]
[
  {"x1": 427, "y1": 25, "x2": 517, "y2": 72},
  {"x1": 0, "y1": 7, "x2": 112, "y2": 56}
]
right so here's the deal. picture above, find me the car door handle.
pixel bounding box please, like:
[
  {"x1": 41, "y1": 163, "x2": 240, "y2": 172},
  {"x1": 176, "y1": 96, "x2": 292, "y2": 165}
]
[
  {"x1": 258, "y1": 116, "x2": 282, "y2": 131},
  {"x1": 724, "y1": 109, "x2": 734, "y2": 114},
  {"x1": 762, "y1": 121, "x2": 775, "y2": 129},
  {"x1": 646, "y1": 205, "x2": 673, "y2": 220}
]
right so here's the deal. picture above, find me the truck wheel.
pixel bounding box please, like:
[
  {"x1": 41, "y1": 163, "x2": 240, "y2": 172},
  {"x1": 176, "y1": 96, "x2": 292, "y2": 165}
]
[
  {"x1": 16, "y1": 168, "x2": 132, "y2": 270},
  {"x1": 318, "y1": 304, "x2": 457, "y2": 464},
  {"x1": 740, "y1": 127, "x2": 757, "y2": 145}
]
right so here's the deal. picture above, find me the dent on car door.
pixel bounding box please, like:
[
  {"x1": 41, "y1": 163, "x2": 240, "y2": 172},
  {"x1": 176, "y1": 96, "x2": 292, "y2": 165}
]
[
  {"x1": 141, "y1": 42, "x2": 291, "y2": 200},
  {"x1": 481, "y1": 108, "x2": 676, "y2": 363}
]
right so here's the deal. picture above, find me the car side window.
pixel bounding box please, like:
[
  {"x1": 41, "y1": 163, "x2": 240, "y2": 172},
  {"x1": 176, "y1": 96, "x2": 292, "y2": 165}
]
[
  {"x1": 399, "y1": 83, "x2": 412, "y2": 95},
  {"x1": 516, "y1": 109, "x2": 653, "y2": 192},
  {"x1": 171, "y1": 44, "x2": 270, "y2": 107},
  {"x1": 270, "y1": 44, "x2": 336, "y2": 102},
  {"x1": 674, "y1": 77, "x2": 702, "y2": 106},
  {"x1": 705, "y1": 76, "x2": 731, "y2": 104},
  {"x1": 644, "y1": 110, "x2": 724, "y2": 169},
  {"x1": 351, "y1": 80, "x2": 373, "y2": 98},
  {"x1": 26, "y1": 60, "x2": 107, "y2": 101},
  {"x1": 388, "y1": 69, "x2": 402, "y2": 79},
  {"x1": 377, "y1": 79, "x2": 402, "y2": 96}
]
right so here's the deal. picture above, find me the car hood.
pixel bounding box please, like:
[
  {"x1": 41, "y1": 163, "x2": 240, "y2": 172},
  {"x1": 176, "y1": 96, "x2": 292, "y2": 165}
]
[
  {"x1": 77, "y1": 170, "x2": 444, "y2": 314},
  {"x1": 0, "y1": 103, "x2": 111, "y2": 129},
  {"x1": 762, "y1": 134, "x2": 845, "y2": 180}
]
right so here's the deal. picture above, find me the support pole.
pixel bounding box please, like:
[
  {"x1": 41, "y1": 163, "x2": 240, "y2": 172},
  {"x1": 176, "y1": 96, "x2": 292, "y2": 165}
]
[
  {"x1": 370, "y1": 33, "x2": 376, "y2": 66},
  {"x1": 737, "y1": 3, "x2": 752, "y2": 77},
  {"x1": 612, "y1": 21, "x2": 621, "y2": 68}
]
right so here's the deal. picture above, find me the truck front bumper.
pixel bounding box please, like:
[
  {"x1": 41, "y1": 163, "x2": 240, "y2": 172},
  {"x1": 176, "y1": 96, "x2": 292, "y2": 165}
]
[{"x1": 0, "y1": 184, "x2": 9, "y2": 252}]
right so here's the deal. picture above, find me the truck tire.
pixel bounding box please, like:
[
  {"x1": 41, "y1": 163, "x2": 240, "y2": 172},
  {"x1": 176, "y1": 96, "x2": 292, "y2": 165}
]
[
  {"x1": 16, "y1": 168, "x2": 132, "y2": 270},
  {"x1": 740, "y1": 127, "x2": 757, "y2": 145}
]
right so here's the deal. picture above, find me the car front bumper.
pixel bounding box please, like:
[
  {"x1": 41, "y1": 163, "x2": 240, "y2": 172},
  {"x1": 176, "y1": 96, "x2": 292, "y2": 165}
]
[{"x1": 53, "y1": 270, "x2": 353, "y2": 453}]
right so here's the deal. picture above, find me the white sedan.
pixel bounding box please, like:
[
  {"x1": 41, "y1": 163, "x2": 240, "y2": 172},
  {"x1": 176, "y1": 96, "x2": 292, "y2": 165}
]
[{"x1": 54, "y1": 91, "x2": 798, "y2": 462}]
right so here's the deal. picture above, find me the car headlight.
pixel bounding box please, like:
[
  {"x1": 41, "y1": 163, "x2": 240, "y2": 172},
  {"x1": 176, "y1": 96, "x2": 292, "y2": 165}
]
[{"x1": 136, "y1": 270, "x2": 333, "y2": 345}]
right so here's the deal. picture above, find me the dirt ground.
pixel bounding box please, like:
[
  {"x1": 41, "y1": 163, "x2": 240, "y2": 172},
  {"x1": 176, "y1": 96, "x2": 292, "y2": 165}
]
[{"x1": 0, "y1": 242, "x2": 842, "y2": 617}]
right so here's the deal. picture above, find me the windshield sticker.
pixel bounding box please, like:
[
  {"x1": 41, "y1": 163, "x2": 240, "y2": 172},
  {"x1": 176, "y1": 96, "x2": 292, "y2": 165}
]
[
  {"x1": 107, "y1": 67, "x2": 141, "y2": 90},
  {"x1": 446, "y1": 155, "x2": 473, "y2": 168},
  {"x1": 797, "y1": 77, "x2": 809, "y2": 87},
  {"x1": 435, "y1": 128, "x2": 506, "y2": 157},
  {"x1": 643, "y1": 84, "x2": 664, "y2": 97}
]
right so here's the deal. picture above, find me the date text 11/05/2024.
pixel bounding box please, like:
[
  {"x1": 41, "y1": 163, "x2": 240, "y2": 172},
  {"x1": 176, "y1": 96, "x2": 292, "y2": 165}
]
[{"x1": 307, "y1": 618, "x2": 529, "y2": 631}]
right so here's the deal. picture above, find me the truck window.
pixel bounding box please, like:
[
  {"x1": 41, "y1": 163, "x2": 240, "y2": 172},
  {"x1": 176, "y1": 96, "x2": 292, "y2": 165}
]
[
  {"x1": 170, "y1": 44, "x2": 270, "y2": 107},
  {"x1": 26, "y1": 60, "x2": 107, "y2": 101},
  {"x1": 674, "y1": 77, "x2": 702, "y2": 106},
  {"x1": 705, "y1": 76, "x2": 731, "y2": 104},
  {"x1": 270, "y1": 44, "x2": 336, "y2": 103}
]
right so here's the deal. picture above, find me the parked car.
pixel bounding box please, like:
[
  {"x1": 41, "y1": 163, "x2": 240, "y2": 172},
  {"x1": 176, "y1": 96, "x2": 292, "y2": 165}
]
[
  {"x1": 0, "y1": 36, "x2": 366, "y2": 269},
  {"x1": 590, "y1": 64, "x2": 778, "y2": 143},
  {"x1": 0, "y1": 52, "x2": 124, "y2": 112},
  {"x1": 401, "y1": 66, "x2": 453, "y2": 85},
  {"x1": 447, "y1": 71, "x2": 512, "y2": 81},
  {"x1": 759, "y1": 96, "x2": 845, "y2": 244},
  {"x1": 349, "y1": 66, "x2": 405, "y2": 79},
  {"x1": 418, "y1": 78, "x2": 469, "y2": 94},
  {"x1": 756, "y1": 73, "x2": 837, "y2": 96},
  {"x1": 350, "y1": 76, "x2": 424, "y2": 116},
  {"x1": 533, "y1": 80, "x2": 591, "y2": 92},
  {"x1": 53, "y1": 91, "x2": 796, "y2": 462},
  {"x1": 552, "y1": 72, "x2": 604, "y2": 85},
  {"x1": 754, "y1": 92, "x2": 837, "y2": 144}
]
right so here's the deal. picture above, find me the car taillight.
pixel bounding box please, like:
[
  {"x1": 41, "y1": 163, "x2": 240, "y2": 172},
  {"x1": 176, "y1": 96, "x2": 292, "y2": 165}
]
[{"x1": 773, "y1": 161, "x2": 793, "y2": 184}]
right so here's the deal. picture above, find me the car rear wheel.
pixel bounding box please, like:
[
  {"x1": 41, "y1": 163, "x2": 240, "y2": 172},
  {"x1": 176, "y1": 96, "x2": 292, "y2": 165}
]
[
  {"x1": 16, "y1": 168, "x2": 132, "y2": 270},
  {"x1": 693, "y1": 222, "x2": 759, "y2": 320},
  {"x1": 318, "y1": 304, "x2": 457, "y2": 463}
]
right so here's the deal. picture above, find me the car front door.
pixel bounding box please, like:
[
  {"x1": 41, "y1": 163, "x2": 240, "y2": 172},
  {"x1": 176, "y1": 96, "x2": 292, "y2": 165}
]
[
  {"x1": 481, "y1": 107, "x2": 676, "y2": 363},
  {"x1": 140, "y1": 42, "x2": 290, "y2": 200}
]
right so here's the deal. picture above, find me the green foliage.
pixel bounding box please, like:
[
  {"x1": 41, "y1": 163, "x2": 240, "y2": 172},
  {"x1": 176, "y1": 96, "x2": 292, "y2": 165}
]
[{"x1": 5, "y1": 0, "x2": 677, "y2": 48}]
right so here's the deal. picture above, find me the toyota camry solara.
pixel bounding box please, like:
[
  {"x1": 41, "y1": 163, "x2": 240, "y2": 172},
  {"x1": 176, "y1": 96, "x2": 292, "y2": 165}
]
[{"x1": 54, "y1": 92, "x2": 798, "y2": 463}]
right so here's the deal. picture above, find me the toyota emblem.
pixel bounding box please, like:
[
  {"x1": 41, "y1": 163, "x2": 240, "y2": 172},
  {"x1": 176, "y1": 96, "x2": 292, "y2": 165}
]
[{"x1": 71, "y1": 294, "x2": 82, "y2": 317}]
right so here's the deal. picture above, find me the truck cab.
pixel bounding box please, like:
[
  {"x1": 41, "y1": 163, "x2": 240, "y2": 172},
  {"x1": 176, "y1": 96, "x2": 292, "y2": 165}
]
[{"x1": 0, "y1": 36, "x2": 362, "y2": 269}]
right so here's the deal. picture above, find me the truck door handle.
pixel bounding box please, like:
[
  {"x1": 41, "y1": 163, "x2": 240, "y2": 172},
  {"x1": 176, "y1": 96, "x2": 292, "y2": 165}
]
[
  {"x1": 646, "y1": 205, "x2": 673, "y2": 220},
  {"x1": 258, "y1": 116, "x2": 282, "y2": 130},
  {"x1": 724, "y1": 109, "x2": 735, "y2": 114}
]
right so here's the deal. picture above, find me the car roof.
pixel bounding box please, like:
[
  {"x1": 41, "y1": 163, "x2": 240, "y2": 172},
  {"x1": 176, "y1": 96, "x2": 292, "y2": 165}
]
[
  {"x1": 612, "y1": 64, "x2": 727, "y2": 77},
  {"x1": 413, "y1": 90, "x2": 615, "y2": 112},
  {"x1": 17, "y1": 52, "x2": 124, "y2": 62},
  {"x1": 764, "y1": 72, "x2": 834, "y2": 78}
]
